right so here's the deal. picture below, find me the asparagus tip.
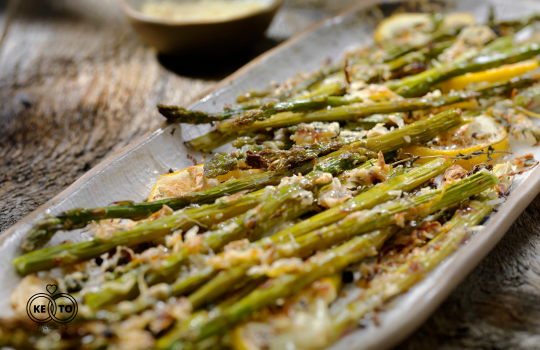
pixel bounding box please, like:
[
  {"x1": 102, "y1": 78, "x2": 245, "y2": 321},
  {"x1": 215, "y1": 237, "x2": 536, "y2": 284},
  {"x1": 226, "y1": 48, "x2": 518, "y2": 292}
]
[{"x1": 157, "y1": 104, "x2": 189, "y2": 123}]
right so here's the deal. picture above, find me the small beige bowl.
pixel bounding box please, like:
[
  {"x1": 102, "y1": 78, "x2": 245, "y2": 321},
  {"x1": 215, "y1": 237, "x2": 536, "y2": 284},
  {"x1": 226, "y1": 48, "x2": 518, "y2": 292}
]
[{"x1": 122, "y1": 0, "x2": 283, "y2": 55}]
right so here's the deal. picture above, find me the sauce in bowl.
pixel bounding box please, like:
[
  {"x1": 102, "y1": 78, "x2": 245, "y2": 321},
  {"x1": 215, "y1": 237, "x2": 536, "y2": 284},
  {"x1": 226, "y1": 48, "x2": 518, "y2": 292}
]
[{"x1": 140, "y1": 0, "x2": 267, "y2": 22}]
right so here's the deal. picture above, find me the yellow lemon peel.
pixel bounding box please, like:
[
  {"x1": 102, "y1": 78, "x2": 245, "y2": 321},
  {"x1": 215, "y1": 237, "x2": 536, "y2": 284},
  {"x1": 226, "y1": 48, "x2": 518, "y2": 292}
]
[{"x1": 440, "y1": 60, "x2": 539, "y2": 93}]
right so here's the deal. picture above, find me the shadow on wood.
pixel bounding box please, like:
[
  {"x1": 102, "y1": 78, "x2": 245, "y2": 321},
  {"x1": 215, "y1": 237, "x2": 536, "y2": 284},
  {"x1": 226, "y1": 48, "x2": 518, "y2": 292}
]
[{"x1": 157, "y1": 37, "x2": 283, "y2": 81}]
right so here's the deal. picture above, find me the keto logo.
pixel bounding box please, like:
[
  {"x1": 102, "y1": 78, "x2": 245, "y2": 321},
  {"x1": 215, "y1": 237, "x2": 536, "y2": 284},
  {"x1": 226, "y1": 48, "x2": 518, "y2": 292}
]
[{"x1": 26, "y1": 284, "x2": 78, "y2": 324}]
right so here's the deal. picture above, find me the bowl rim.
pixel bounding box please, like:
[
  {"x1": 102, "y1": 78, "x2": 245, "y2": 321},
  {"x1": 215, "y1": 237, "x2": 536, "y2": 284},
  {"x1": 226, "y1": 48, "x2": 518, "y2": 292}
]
[{"x1": 121, "y1": 0, "x2": 283, "y2": 26}]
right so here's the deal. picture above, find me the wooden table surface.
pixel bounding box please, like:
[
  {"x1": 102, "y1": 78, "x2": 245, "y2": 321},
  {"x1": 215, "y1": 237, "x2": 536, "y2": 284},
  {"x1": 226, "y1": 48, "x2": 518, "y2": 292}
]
[{"x1": 2, "y1": 0, "x2": 540, "y2": 348}]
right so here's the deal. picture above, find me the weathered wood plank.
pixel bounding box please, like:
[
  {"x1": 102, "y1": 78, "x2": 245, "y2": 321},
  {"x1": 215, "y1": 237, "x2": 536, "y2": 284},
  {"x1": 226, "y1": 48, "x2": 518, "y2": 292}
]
[{"x1": 0, "y1": 0, "x2": 214, "y2": 231}]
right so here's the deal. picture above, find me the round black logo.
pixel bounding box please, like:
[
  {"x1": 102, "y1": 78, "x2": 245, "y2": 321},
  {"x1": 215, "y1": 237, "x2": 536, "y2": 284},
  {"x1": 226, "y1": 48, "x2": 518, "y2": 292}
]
[{"x1": 26, "y1": 284, "x2": 78, "y2": 324}]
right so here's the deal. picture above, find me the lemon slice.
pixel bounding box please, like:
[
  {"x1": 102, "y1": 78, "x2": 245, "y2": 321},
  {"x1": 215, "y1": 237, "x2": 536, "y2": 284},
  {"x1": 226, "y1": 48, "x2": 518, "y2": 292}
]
[
  {"x1": 441, "y1": 12, "x2": 476, "y2": 31},
  {"x1": 399, "y1": 115, "x2": 508, "y2": 169},
  {"x1": 374, "y1": 13, "x2": 476, "y2": 44},
  {"x1": 231, "y1": 276, "x2": 341, "y2": 350},
  {"x1": 375, "y1": 13, "x2": 433, "y2": 44},
  {"x1": 440, "y1": 60, "x2": 539, "y2": 93},
  {"x1": 148, "y1": 164, "x2": 263, "y2": 202}
]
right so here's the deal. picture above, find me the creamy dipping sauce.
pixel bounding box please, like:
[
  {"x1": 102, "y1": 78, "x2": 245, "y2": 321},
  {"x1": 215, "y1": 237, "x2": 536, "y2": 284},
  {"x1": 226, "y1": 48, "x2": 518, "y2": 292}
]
[{"x1": 140, "y1": 0, "x2": 266, "y2": 21}]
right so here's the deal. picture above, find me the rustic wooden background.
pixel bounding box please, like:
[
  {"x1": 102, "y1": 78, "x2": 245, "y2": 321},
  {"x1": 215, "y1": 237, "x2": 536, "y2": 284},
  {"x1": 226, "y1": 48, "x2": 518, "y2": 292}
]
[{"x1": 2, "y1": 0, "x2": 540, "y2": 348}]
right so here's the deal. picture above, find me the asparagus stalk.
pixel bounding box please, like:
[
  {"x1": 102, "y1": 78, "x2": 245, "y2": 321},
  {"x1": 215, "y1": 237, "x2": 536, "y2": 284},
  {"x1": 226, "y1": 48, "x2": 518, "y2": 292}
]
[
  {"x1": 329, "y1": 199, "x2": 493, "y2": 341},
  {"x1": 279, "y1": 169, "x2": 497, "y2": 259},
  {"x1": 157, "y1": 227, "x2": 398, "y2": 350},
  {"x1": 20, "y1": 106, "x2": 460, "y2": 265},
  {"x1": 202, "y1": 106, "x2": 463, "y2": 180},
  {"x1": 20, "y1": 161, "x2": 315, "y2": 253},
  {"x1": 165, "y1": 82, "x2": 349, "y2": 126},
  {"x1": 84, "y1": 161, "x2": 402, "y2": 312},
  {"x1": 158, "y1": 170, "x2": 498, "y2": 346},
  {"x1": 390, "y1": 42, "x2": 540, "y2": 97},
  {"x1": 84, "y1": 146, "x2": 376, "y2": 309},
  {"x1": 157, "y1": 104, "x2": 251, "y2": 124},
  {"x1": 187, "y1": 61, "x2": 540, "y2": 152},
  {"x1": 162, "y1": 75, "x2": 348, "y2": 126},
  {"x1": 14, "y1": 191, "x2": 267, "y2": 275},
  {"x1": 19, "y1": 109, "x2": 462, "y2": 311},
  {"x1": 237, "y1": 87, "x2": 273, "y2": 103},
  {"x1": 330, "y1": 160, "x2": 516, "y2": 338},
  {"x1": 212, "y1": 107, "x2": 463, "y2": 179},
  {"x1": 215, "y1": 73, "x2": 537, "y2": 133},
  {"x1": 230, "y1": 96, "x2": 363, "y2": 127},
  {"x1": 372, "y1": 20, "x2": 464, "y2": 64},
  {"x1": 166, "y1": 40, "x2": 452, "y2": 127},
  {"x1": 237, "y1": 62, "x2": 344, "y2": 104},
  {"x1": 181, "y1": 161, "x2": 493, "y2": 310},
  {"x1": 179, "y1": 158, "x2": 452, "y2": 308},
  {"x1": 157, "y1": 277, "x2": 267, "y2": 350},
  {"x1": 357, "y1": 39, "x2": 454, "y2": 82},
  {"x1": 164, "y1": 95, "x2": 361, "y2": 125},
  {"x1": 82, "y1": 107, "x2": 463, "y2": 308},
  {"x1": 262, "y1": 158, "x2": 452, "y2": 245},
  {"x1": 204, "y1": 139, "x2": 355, "y2": 178}
]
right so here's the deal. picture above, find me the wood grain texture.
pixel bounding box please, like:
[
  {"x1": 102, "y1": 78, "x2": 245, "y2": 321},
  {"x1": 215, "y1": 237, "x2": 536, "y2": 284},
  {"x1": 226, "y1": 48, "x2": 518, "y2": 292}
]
[
  {"x1": 2, "y1": 0, "x2": 540, "y2": 349},
  {"x1": 0, "y1": 0, "x2": 218, "y2": 231}
]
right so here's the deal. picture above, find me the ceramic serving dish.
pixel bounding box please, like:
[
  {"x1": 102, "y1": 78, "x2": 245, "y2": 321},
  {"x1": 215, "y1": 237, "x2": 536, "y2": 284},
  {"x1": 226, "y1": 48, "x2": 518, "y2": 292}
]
[
  {"x1": 122, "y1": 0, "x2": 283, "y2": 54},
  {"x1": 3, "y1": 0, "x2": 540, "y2": 349}
]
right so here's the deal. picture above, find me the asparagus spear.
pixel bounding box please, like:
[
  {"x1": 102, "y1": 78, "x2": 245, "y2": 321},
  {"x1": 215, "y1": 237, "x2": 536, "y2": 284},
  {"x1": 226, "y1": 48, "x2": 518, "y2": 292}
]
[
  {"x1": 390, "y1": 42, "x2": 540, "y2": 97},
  {"x1": 81, "y1": 109, "x2": 462, "y2": 308},
  {"x1": 155, "y1": 277, "x2": 267, "y2": 350},
  {"x1": 236, "y1": 87, "x2": 273, "y2": 103},
  {"x1": 20, "y1": 161, "x2": 315, "y2": 253},
  {"x1": 20, "y1": 106, "x2": 462, "y2": 265},
  {"x1": 162, "y1": 73, "x2": 348, "y2": 126},
  {"x1": 157, "y1": 105, "x2": 250, "y2": 124},
  {"x1": 164, "y1": 40, "x2": 452, "y2": 127},
  {"x1": 355, "y1": 39, "x2": 454, "y2": 83},
  {"x1": 207, "y1": 107, "x2": 463, "y2": 179},
  {"x1": 14, "y1": 191, "x2": 266, "y2": 275},
  {"x1": 329, "y1": 198, "x2": 493, "y2": 342},
  {"x1": 374, "y1": 21, "x2": 462, "y2": 63},
  {"x1": 159, "y1": 169, "x2": 498, "y2": 346},
  {"x1": 214, "y1": 72, "x2": 537, "y2": 133},
  {"x1": 236, "y1": 62, "x2": 344, "y2": 104},
  {"x1": 157, "y1": 227, "x2": 398, "y2": 350},
  {"x1": 204, "y1": 139, "x2": 355, "y2": 179},
  {"x1": 179, "y1": 158, "x2": 451, "y2": 309},
  {"x1": 204, "y1": 105, "x2": 464, "y2": 178},
  {"x1": 165, "y1": 82, "x2": 349, "y2": 126},
  {"x1": 20, "y1": 109, "x2": 462, "y2": 313},
  {"x1": 86, "y1": 162, "x2": 404, "y2": 313},
  {"x1": 83, "y1": 146, "x2": 376, "y2": 309},
  {"x1": 163, "y1": 94, "x2": 362, "y2": 125},
  {"x1": 278, "y1": 169, "x2": 497, "y2": 259},
  {"x1": 187, "y1": 60, "x2": 540, "y2": 152},
  {"x1": 181, "y1": 161, "x2": 495, "y2": 310}
]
